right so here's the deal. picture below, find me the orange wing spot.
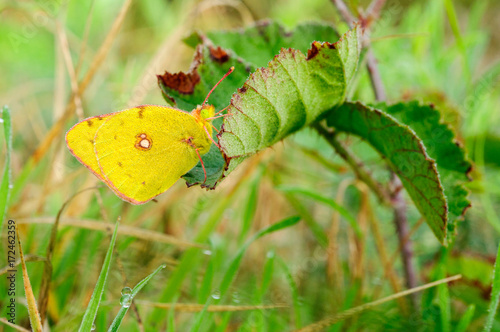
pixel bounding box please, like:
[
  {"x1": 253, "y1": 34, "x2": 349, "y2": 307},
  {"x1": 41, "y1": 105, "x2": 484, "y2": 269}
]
[
  {"x1": 135, "y1": 133, "x2": 152, "y2": 151},
  {"x1": 138, "y1": 107, "x2": 145, "y2": 118}
]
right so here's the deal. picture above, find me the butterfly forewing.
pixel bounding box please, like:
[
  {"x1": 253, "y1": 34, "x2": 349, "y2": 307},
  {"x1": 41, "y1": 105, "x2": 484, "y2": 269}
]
[
  {"x1": 66, "y1": 113, "x2": 115, "y2": 181},
  {"x1": 93, "y1": 105, "x2": 209, "y2": 204}
]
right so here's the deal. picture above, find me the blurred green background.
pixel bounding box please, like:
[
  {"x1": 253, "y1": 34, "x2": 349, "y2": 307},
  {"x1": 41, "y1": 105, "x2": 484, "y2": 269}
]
[{"x1": 1, "y1": 0, "x2": 500, "y2": 331}]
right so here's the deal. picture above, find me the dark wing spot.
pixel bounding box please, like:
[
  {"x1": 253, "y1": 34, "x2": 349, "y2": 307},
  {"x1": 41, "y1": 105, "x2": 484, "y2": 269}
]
[
  {"x1": 117, "y1": 162, "x2": 123, "y2": 167},
  {"x1": 137, "y1": 106, "x2": 145, "y2": 118},
  {"x1": 141, "y1": 181, "x2": 145, "y2": 185},
  {"x1": 86, "y1": 120, "x2": 93, "y2": 127},
  {"x1": 88, "y1": 139, "x2": 94, "y2": 144},
  {"x1": 114, "y1": 135, "x2": 117, "y2": 140}
]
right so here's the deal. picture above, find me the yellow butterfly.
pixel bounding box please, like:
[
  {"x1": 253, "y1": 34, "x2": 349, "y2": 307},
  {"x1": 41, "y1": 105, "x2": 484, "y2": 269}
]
[{"x1": 66, "y1": 67, "x2": 233, "y2": 204}]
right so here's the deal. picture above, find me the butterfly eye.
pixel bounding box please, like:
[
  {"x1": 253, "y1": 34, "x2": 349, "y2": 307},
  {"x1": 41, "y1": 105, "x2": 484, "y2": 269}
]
[{"x1": 135, "y1": 133, "x2": 152, "y2": 150}]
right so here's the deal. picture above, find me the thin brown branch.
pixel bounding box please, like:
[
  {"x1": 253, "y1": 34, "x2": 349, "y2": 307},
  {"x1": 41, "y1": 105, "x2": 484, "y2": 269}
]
[
  {"x1": 366, "y1": 0, "x2": 387, "y2": 24},
  {"x1": 330, "y1": 0, "x2": 418, "y2": 314},
  {"x1": 330, "y1": 0, "x2": 357, "y2": 28},
  {"x1": 366, "y1": 50, "x2": 386, "y2": 101},
  {"x1": 314, "y1": 123, "x2": 391, "y2": 205}
]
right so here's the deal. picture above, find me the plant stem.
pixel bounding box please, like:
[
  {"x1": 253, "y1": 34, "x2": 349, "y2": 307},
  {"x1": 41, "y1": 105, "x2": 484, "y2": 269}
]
[
  {"x1": 330, "y1": 0, "x2": 419, "y2": 312},
  {"x1": 314, "y1": 124, "x2": 391, "y2": 205}
]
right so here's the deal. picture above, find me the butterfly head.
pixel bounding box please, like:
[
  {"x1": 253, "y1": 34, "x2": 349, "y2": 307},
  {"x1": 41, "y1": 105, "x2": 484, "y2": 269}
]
[{"x1": 192, "y1": 104, "x2": 215, "y2": 124}]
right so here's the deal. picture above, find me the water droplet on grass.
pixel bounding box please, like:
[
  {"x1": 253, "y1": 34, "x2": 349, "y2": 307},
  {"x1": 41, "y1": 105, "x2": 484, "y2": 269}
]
[
  {"x1": 211, "y1": 289, "x2": 221, "y2": 300},
  {"x1": 120, "y1": 294, "x2": 132, "y2": 308},
  {"x1": 121, "y1": 287, "x2": 132, "y2": 296},
  {"x1": 203, "y1": 249, "x2": 212, "y2": 256}
]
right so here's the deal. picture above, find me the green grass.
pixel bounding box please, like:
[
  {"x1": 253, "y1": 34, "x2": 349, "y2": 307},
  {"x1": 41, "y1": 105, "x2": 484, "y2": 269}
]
[{"x1": 1, "y1": 0, "x2": 500, "y2": 330}]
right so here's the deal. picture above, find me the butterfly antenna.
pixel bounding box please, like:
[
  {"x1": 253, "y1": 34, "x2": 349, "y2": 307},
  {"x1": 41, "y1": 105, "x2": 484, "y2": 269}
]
[{"x1": 202, "y1": 66, "x2": 235, "y2": 107}]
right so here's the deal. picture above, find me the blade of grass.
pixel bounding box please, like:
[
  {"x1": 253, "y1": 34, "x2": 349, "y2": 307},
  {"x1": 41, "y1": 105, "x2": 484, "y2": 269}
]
[
  {"x1": 278, "y1": 185, "x2": 361, "y2": 237},
  {"x1": 108, "y1": 264, "x2": 166, "y2": 331},
  {"x1": 283, "y1": 194, "x2": 328, "y2": 247},
  {"x1": 147, "y1": 156, "x2": 260, "y2": 326},
  {"x1": 16, "y1": 216, "x2": 203, "y2": 248},
  {"x1": 78, "y1": 220, "x2": 120, "y2": 332},
  {"x1": 437, "y1": 248, "x2": 451, "y2": 332},
  {"x1": 483, "y1": 242, "x2": 500, "y2": 332},
  {"x1": 295, "y1": 275, "x2": 462, "y2": 332},
  {"x1": 455, "y1": 305, "x2": 475, "y2": 332},
  {"x1": 136, "y1": 301, "x2": 287, "y2": 312},
  {"x1": 278, "y1": 256, "x2": 302, "y2": 329},
  {"x1": 219, "y1": 216, "x2": 301, "y2": 298},
  {"x1": 239, "y1": 172, "x2": 261, "y2": 243},
  {"x1": 191, "y1": 216, "x2": 300, "y2": 331},
  {"x1": 0, "y1": 105, "x2": 12, "y2": 231},
  {"x1": 0, "y1": 318, "x2": 31, "y2": 332},
  {"x1": 16, "y1": 227, "x2": 43, "y2": 331}
]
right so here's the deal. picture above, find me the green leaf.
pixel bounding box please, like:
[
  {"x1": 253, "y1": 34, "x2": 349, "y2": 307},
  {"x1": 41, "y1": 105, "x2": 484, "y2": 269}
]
[
  {"x1": 199, "y1": 20, "x2": 340, "y2": 68},
  {"x1": 157, "y1": 22, "x2": 360, "y2": 189},
  {"x1": 157, "y1": 44, "x2": 252, "y2": 188},
  {"x1": 108, "y1": 264, "x2": 166, "y2": 331},
  {"x1": 219, "y1": 25, "x2": 361, "y2": 175},
  {"x1": 326, "y1": 101, "x2": 448, "y2": 243},
  {"x1": 375, "y1": 101, "x2": 471, "y2": 238},
  {"x1": 79, "y1": 221, "x2": 119, "y2": 332},
  {"x1": 0, "y1": 105, "x2": 12, "y2": 230}
]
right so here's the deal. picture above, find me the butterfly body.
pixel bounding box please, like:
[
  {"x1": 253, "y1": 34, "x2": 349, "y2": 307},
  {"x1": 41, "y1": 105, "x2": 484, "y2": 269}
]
[{"x1": 66, "y1": 104, "x2": 215, "y2": 204}]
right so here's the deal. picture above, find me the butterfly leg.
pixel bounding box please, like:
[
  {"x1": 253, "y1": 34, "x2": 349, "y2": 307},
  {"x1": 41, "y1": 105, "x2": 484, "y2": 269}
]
[
  {"x1": 184, "y1": 137, "x2": 208, "y2": 184},
  {"x1": 194, "y1": 147, "x2": 207, "y2": 184},
  {"x1": 204, "y1": 126, "x2": 221, "y2": 149}
]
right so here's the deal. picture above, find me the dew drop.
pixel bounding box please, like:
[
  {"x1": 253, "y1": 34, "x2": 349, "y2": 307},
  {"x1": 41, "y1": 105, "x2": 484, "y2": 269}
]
[
  {"x1": 121, "y1": 287, "x2": 132, "y2": 296},
  {"x1": 232, "y1": 291, "x2": 240, "y2": 303},
  {"x1": 202, "y1": 249, "x2": 212, "y2": 256},
  {"x1": 266, "y1": 251, "x2": 275, "y2": 259},
  {"x1": 120, "y1": 294, "x2": 132, "y2": 308},
  {"x1": 8, "y1": 184, "x2": 13, "y2": 189},
  {"x1": 91, "y1": 323, "x2": 96, "y2": 331},
  {"x1": 0, "y1": 118, "x2": 4, "y2": 124},
  {"x1": 161, "y1": 263, "x2": 167, "y2": 269},
  {"x1": 211, "y1": 289, "x2": 221, "y2": 300}
]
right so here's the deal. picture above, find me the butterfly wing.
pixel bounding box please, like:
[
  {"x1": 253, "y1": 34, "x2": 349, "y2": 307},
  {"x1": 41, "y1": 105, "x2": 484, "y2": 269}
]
[
  {"x1": 66, "y1": 113, "x2": 115, "y2": 181},
  {"x1": 93, "y1": 105, "x2": 209, "y2": 204}
]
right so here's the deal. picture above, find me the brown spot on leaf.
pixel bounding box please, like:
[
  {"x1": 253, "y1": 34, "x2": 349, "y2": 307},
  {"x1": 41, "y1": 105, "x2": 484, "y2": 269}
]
[
  {"x1": 157, "y1": 46, "x2": 204, "y2": 95},
  {"x1": 327, "y1": 42, "x2": 336, "y2": 49},
  {"x1": 209, "y1": 46, "x2": 230, "y2": 63},
  {"x1": 238, "y1": 86, "x2": 247, "y2": 93},
  {"x1": 157, "y1": 70, "x2": 200, "y2": 94},
  {"x1": 307, "y1": 42, "x2": 321, "y2": 60}
]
